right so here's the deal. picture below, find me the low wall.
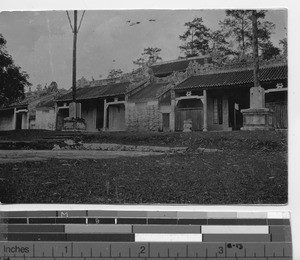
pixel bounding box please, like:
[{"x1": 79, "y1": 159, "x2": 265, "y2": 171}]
[{"x1": 126, "y1": 101, "x2": 161, "y2": 131}]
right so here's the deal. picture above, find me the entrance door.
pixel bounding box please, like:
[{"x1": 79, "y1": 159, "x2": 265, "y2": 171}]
[
  {"x1": 16, "y1": 113, "x2": 22, "y2": 129},
  {"x1": 162, "y1": 113, "x2": 170, "y2": 131},
  {"x1": 175, "y1": 98, "x2": 203, "y2": 131},
  {"x1": 56, "y1": 108, "x2": 69, "y2": 131},
  {"x1": 175, "y1": 108, "x2": 203, "y2": 131},
  {"x1": 96, "y1": 100, "x2": 104, "y2": 129},
  {"x1": 108, "y1": 104, "x2": 125, "y2": 131}
]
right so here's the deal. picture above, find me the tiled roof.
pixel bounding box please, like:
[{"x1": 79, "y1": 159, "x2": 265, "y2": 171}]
[
  {"x1": 174, "y1": 64, "x2": 287, "y2": 90},
  {"x1": 57, "y1": 82, "x2": 129, "y2": 102},
  {"x1": 151, "y1": 56, "x2": 210, "y2": 76},
  {"x1": 129, "y1": 82, "x2": 169, "y2": 101}
]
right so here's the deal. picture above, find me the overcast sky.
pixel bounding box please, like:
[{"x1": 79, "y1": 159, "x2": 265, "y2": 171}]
[{"x1": 0, "y1": 9, "x2": 287, "y2": 90}]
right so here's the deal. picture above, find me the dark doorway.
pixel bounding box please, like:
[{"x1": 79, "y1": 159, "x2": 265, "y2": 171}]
[
  {"x1": 96, "y1": 100, "x2": 104, "y2": 129},
  {"x1": 228, "y1": 88, "x2": 250, "y2": 130},
  {"x1": 16, "y1": 113, "x2": 22, "y2": 129},
  {"x1": 56, "y1": 108, "x2": 69, "y2": 131},
  {"x1": 175, "y1": 98, "x2": 203, "y2": 131}
]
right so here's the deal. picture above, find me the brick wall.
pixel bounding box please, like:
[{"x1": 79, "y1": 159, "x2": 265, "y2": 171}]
[{"x1": 126, "y1": 100, "x2": 161, "y2": 131}]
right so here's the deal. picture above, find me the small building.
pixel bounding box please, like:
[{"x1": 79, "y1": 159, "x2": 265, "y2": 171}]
[
  {"x1": 0, "y1": 102, "x2": 29, "y2": 131},
  {"x1": 56, "y1": 81, "x2": 130, "y2": 132},
  {"x1": 172, "y1": 61, "x2": 287, "y2": 131}
]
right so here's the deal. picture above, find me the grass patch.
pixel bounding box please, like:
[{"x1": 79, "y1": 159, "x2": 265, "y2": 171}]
[{"x1": 0, "y1": 150, "x2": 287, "y2": 204}]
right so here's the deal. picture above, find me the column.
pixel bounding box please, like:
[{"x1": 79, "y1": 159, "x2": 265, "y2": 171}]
[
  {"x1": 169, "y1": 89, "x2": 176, "y2": 131},
  {"x1": 26, "y1": 110, "x2": 30, "y2": 129},
  {"x1": 103, "y1": 99, "x2": 107, "y2": 131},
  {"x1": 203, "y1": 89, "x2": 208, "y2": 131},
  {"x1": 124, "y1": 95, "x2": 129, "y2": 131},
  {"x1": 12, "y1": 108, "x2": 16, "y2": 130}
]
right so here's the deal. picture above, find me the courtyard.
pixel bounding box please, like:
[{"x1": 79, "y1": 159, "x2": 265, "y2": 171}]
[{"x1": 0, "y1": 130, "x2": 287, "y2": 204}]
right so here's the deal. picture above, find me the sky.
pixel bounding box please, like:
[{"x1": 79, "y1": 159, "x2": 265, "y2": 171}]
[{"x1": 0, "y1": 9, "x2": 287, "y2": 90}]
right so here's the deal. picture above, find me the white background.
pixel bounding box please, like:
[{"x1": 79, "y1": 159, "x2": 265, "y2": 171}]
[{"x1": 0, "y1": 0, "x2": 299, "y2": 258}]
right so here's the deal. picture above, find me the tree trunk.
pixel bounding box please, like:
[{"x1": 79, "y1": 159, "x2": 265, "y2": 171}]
[
  {"x1": 252, "y1": 10, "x2": 260, "y2": 88},
  {"x1": 72, "y1": 10, "x2": 78, "y2": 105}
]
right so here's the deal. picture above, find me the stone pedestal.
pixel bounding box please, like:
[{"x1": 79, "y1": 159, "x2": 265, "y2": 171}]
[
  {"x1": 241, "y1": 86, "x2": 274, "y2": 130},
  {"x1": 63, "y1": 117, "x2": 86, "y2": 131},
  {"x1": 183, "y1": 119, "x2": 192, "y2": 132},
  {"x1": 241, "y1": 108, "x2": 274, "y2": 130},
  {"x1": 63, "y1": 102, "x2": 85, "y2": 131}
]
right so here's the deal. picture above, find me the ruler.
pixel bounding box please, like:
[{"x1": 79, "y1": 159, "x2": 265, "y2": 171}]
[{"x1": 0, "y1": 210, "x2": 292, "y2": 260}]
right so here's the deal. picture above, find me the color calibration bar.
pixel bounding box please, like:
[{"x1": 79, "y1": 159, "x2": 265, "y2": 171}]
[{"x1": 0, "y1": 210, "x2": 292, "y2": 259}]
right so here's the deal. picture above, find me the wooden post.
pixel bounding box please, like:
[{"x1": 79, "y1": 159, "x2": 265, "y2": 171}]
[
  {"x1": 12, "y1": 108, "x2": 16, "y2": 130},
  {"x1": 103, "y1": 99, "x2": 107, "y2": 131},
  {"x1": 203, "y1": 89, "x2": 208, "y2": 131}
]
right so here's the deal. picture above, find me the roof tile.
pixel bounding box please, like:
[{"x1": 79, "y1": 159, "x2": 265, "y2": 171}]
[
  {"x1": 129, "y1": 82, "x2": 169, "y2": 101},
  {"x1": 175, "y1": 64, "x2": 287, "y2": 90},
  {"x1": 57, "y1": 81, "x2": 129, "y2": 102}
]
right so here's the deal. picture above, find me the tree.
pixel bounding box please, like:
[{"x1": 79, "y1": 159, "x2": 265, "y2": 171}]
[
  {"x1": 219, "y1": 10, "x2": 275, "y2": 59},
  {"x1": 47, "y1": 81, "x2": 59, "y2": 92},
  {"x1": 133, "y1": 47, "x2": 162, "y2": 67},
  {"x1": 36, "y1": 84, "x2": 43, "y2": 92},
  {"x1": 260, "y1": 41, "x2": 281, "y2": 60},
  {"x1": 0, "y1": 34, "x2": 31, "y2": 107},
  {"x1": 279, "y1": 37, "x2": 287, "y2": 56},
  {"x1": 179, "y1": 17, "x2": 211, "y2": 58},
  {"x1": 208, "y1": 30, "x2": 236, "y2": 63},
  {"x1": 107, "y1": 69, "x2": 123, "y2": 79}
]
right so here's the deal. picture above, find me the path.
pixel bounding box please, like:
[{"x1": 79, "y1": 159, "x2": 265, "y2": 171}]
[{"x1": 0, "y1": 150, "x2": 164, "y2": 163}]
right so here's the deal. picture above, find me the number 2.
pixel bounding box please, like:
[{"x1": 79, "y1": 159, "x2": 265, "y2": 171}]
[{"x1": 140, "y1": 246, "x2": 146, "y2": 254}]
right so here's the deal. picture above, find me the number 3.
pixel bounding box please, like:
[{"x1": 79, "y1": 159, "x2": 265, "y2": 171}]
[{"x1": 218, "y1": 246, "x2": 224, "y2": 254}]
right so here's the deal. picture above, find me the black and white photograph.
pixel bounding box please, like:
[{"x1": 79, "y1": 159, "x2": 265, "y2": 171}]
[{"x1": 0, "y1": 8, "x2": 288, "y2": 205}]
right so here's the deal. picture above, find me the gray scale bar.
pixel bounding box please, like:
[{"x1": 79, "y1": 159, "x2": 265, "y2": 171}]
[
  {"x1": 133, "y1": 225, "x2": 201, "y2": 233},
  {"x1": 1, "y1": 258, "x2": 293, "y2": 260},
  {"x1": 269, "y1": 226, "x2": 292, "y2": 242},
  {"x1": 5, "y1": 224, "x2": 65, "y2": 233}
]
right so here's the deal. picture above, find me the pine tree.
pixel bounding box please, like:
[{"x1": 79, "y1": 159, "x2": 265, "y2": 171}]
[
  {"x1": 219, "y1": 10, "x2": 275, "y2": 59},
  {"x1": 133, "y1": 47, "x2": 162, "y2": 67},
  {"x1": 179, "y1": 17, "x2": 211, "y2": 57}
]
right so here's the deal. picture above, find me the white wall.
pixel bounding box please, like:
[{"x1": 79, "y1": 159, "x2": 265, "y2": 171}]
[
  {"x1": 81, "y1": 105, "x2": 97, "y2": 132},
  {"x1": 35, "y1": 109, "x2": 56, "y2": 130},
  {"x1": 0, "y1": 111, "x2": 14, "y2": 130}
]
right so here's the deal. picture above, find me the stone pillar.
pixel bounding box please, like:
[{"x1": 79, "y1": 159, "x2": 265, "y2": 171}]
[
  {"x1": 203, "y1": 89, "x2": 208, "y2": 131},
  {"x1": 76, "y1": 103, "x2": 82, "y2": 118},
  {"x1": 26, "y1": 111, "x2": 30, "y2": 129},
  {"x1": 103, "y1": 99, "x2": 107, "y2": 131},
  {"x1": 250, "y1": 86, "x2": 264, "y2": 108},
  {"x1": 124, "y1": 96, "x2": 129, "y2": 131},
  {"x1": 69, "y1": 102, "x2": 77, "y2": 118},
  {"x1": 169, "y1": 89, "x2": 176, "y2": 131},
  {"x1": 11, "y1": 108, "x2": 16, "y2": 130}
]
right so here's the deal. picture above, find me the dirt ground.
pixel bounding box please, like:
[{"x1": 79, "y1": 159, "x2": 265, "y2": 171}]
[
  {"x1": 0, "y1": 130, "x2": 288, "y2": 205},
  {"x1": 0, "y1": 150, "x2": 164, "y2": 163}
]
